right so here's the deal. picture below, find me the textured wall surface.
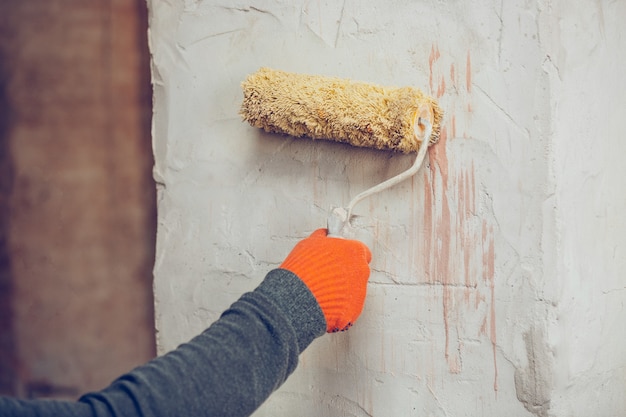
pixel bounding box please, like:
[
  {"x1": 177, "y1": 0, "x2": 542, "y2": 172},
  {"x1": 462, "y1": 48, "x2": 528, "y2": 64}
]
[
  {"x1": 546, "y1": 2, "x2": 626, "y2": 415},
  {"x1": 2, "y1": 0, "x2": 156, "y2": 397},
  {"x1": 148, "y1": 1, "x2": 625, "y2": 416}
]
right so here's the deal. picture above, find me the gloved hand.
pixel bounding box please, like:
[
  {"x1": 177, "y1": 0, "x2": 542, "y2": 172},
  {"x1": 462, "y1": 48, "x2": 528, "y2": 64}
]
[{"x1": 280, "y1": 229, "x2": 372, "y2": 333}]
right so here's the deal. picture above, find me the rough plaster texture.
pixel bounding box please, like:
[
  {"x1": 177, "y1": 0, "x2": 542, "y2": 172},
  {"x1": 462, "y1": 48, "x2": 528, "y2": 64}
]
[{"x1": 148, "y1": 1, "x2": 625, "y2": 416}]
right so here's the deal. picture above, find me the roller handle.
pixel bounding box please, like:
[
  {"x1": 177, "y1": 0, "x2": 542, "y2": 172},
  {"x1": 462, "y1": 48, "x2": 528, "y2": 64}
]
[
  {"x1": 326, "y1": 117, "x2": 433, "y2": 238},
  {"x1": 327, "y1": 207, "x2": 349, "y2": 238}
]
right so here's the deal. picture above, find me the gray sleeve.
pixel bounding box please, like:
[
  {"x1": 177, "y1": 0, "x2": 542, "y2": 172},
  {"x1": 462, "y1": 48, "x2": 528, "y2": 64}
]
[{"x1": 0, "y1": 268, "x2": 326, "y2": 417}]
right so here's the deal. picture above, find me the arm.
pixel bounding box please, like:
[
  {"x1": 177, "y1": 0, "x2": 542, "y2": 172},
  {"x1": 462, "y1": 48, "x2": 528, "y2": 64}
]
[
  {"x1": 83, "y1": 268, "x2": 327, "y2": 417},
  {"x1": 0, "y1": 270, "x2": 324, "y2": 417},
  {"x1": 0, "y1": 229, "x2": 371, "y2": 417}
]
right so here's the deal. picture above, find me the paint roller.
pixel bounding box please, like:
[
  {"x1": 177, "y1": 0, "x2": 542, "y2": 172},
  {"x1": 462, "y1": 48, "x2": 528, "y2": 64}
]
[{"x1": 240, "y1": 67, "x2": 443, "y2": 236}]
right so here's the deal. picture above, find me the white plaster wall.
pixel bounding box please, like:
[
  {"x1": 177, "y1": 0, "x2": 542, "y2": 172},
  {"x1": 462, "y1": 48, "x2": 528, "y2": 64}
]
[
  {"x1": 147, "y1": 1, "x2": 626, "y2": 416},
  {"x1": 545, "y1": 2, "x2": 626, "y2": 415}
]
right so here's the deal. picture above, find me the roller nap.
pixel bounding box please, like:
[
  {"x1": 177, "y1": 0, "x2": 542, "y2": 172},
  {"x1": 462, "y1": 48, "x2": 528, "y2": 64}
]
[{"x1": 240, "y1": 68, "x2": 442, "y2": 153}]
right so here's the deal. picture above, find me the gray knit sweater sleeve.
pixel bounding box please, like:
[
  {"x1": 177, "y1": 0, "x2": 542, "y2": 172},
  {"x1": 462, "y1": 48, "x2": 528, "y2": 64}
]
[{"x1": 0, "y1": 269, "x2": 327, "y2": 417}]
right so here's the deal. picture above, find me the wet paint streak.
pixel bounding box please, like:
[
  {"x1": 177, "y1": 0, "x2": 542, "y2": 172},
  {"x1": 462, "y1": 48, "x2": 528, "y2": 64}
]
[
  {"x1": 420, "y1": 49, "x2": 498, "y2": 391},
  {"x1": 460, "y1": 171, "x2": 473, "y2": 305},
  {"x1": 423, "y1": 171, "x2": 433, "y2": 282},
  {"x1": 463, "y1": 163, "x2": 477, "y2": 301},
  {"x1": 410, "y1": 176, "x2": 416, "y2": 277},
  {"x1": 428, "y1": 44, "x2": 441, "y2": 95},
  {"x1": 428, "y1": 121, "x2": 478, "y2": 373},
  {"x1": 466, "y1": 51, "x2": 472, "y2": 93},
  {"x1": 450, "y1": 63, "x2": 456, "y2": 89},
  {"x1": 440, "y1": 191, "x2": 452, "y2": 364},
  {"x1": 429, "y1": 126, "x2": 449, "y2": 188},
  {"x1": 483, "y1": 221, "x2": 498, "y2": 392},
  {"x1": 427, "y1": 126, "x2": 457, "y2": 372},
  {"x1": 448, "y1": 354, "x2": 461, "y2": 374},
  {"x1": 437, "y1": 75, "x2": 446, "y2": 98},
  {"x1": 423, "y1": 128, "x2": 498, "y2": 381},
  {"x1": 451, "y1": 115, "x2": 457, "y2": 139},
  {"x1": 470, "y1": 163, "x2": 476, "y2": 213}
]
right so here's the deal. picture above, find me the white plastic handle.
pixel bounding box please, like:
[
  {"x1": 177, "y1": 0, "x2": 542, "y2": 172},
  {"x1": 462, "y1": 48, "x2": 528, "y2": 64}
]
[{"x1": 327, "y1": 117, "x2": 433, "y2": 237}]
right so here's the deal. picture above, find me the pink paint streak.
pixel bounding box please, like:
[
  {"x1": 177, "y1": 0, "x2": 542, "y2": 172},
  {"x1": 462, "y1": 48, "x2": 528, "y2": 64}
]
[
  {"x1": 466, "y1": 51, "x2": 472, "y2": 93},
  {"x1": 483, "y1": 221, "x2": 498, "y2": 392},
  {"x1": 437, "y1": 75, "x2": 446, "y2": 98},
  {"x1": 450, "y1": 63, "x2": 456, "y2": 89},
  {"x1": 419, "y1": 51, "x2": 497, "y2": 391},
  {"x1": 428, "y1": 126, "x2": 449, "y2": 188},
  {"x1": 428, "y1": 44, "x2": 441, "y2": 95},
  {"x1": 427, "y1": 127, "x2": 454, "y2": 371},
  {"x1": 423, "y1": 171, "x2": 433, "y2": 282},
  {"x1": 451, "y1": 115, "x2": 457, "y2": 139}
]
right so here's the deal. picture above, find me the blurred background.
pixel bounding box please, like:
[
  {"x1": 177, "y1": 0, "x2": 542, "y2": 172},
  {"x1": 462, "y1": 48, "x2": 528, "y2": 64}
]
[{"x1": 0, "y1": 0, "x2": 156, "y2": 398}]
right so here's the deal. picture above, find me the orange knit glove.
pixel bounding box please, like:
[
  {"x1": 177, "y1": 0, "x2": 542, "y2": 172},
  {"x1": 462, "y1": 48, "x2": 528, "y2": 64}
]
[{"x1": 280, "y1": 229, "x2": 372, "y2": 333}]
